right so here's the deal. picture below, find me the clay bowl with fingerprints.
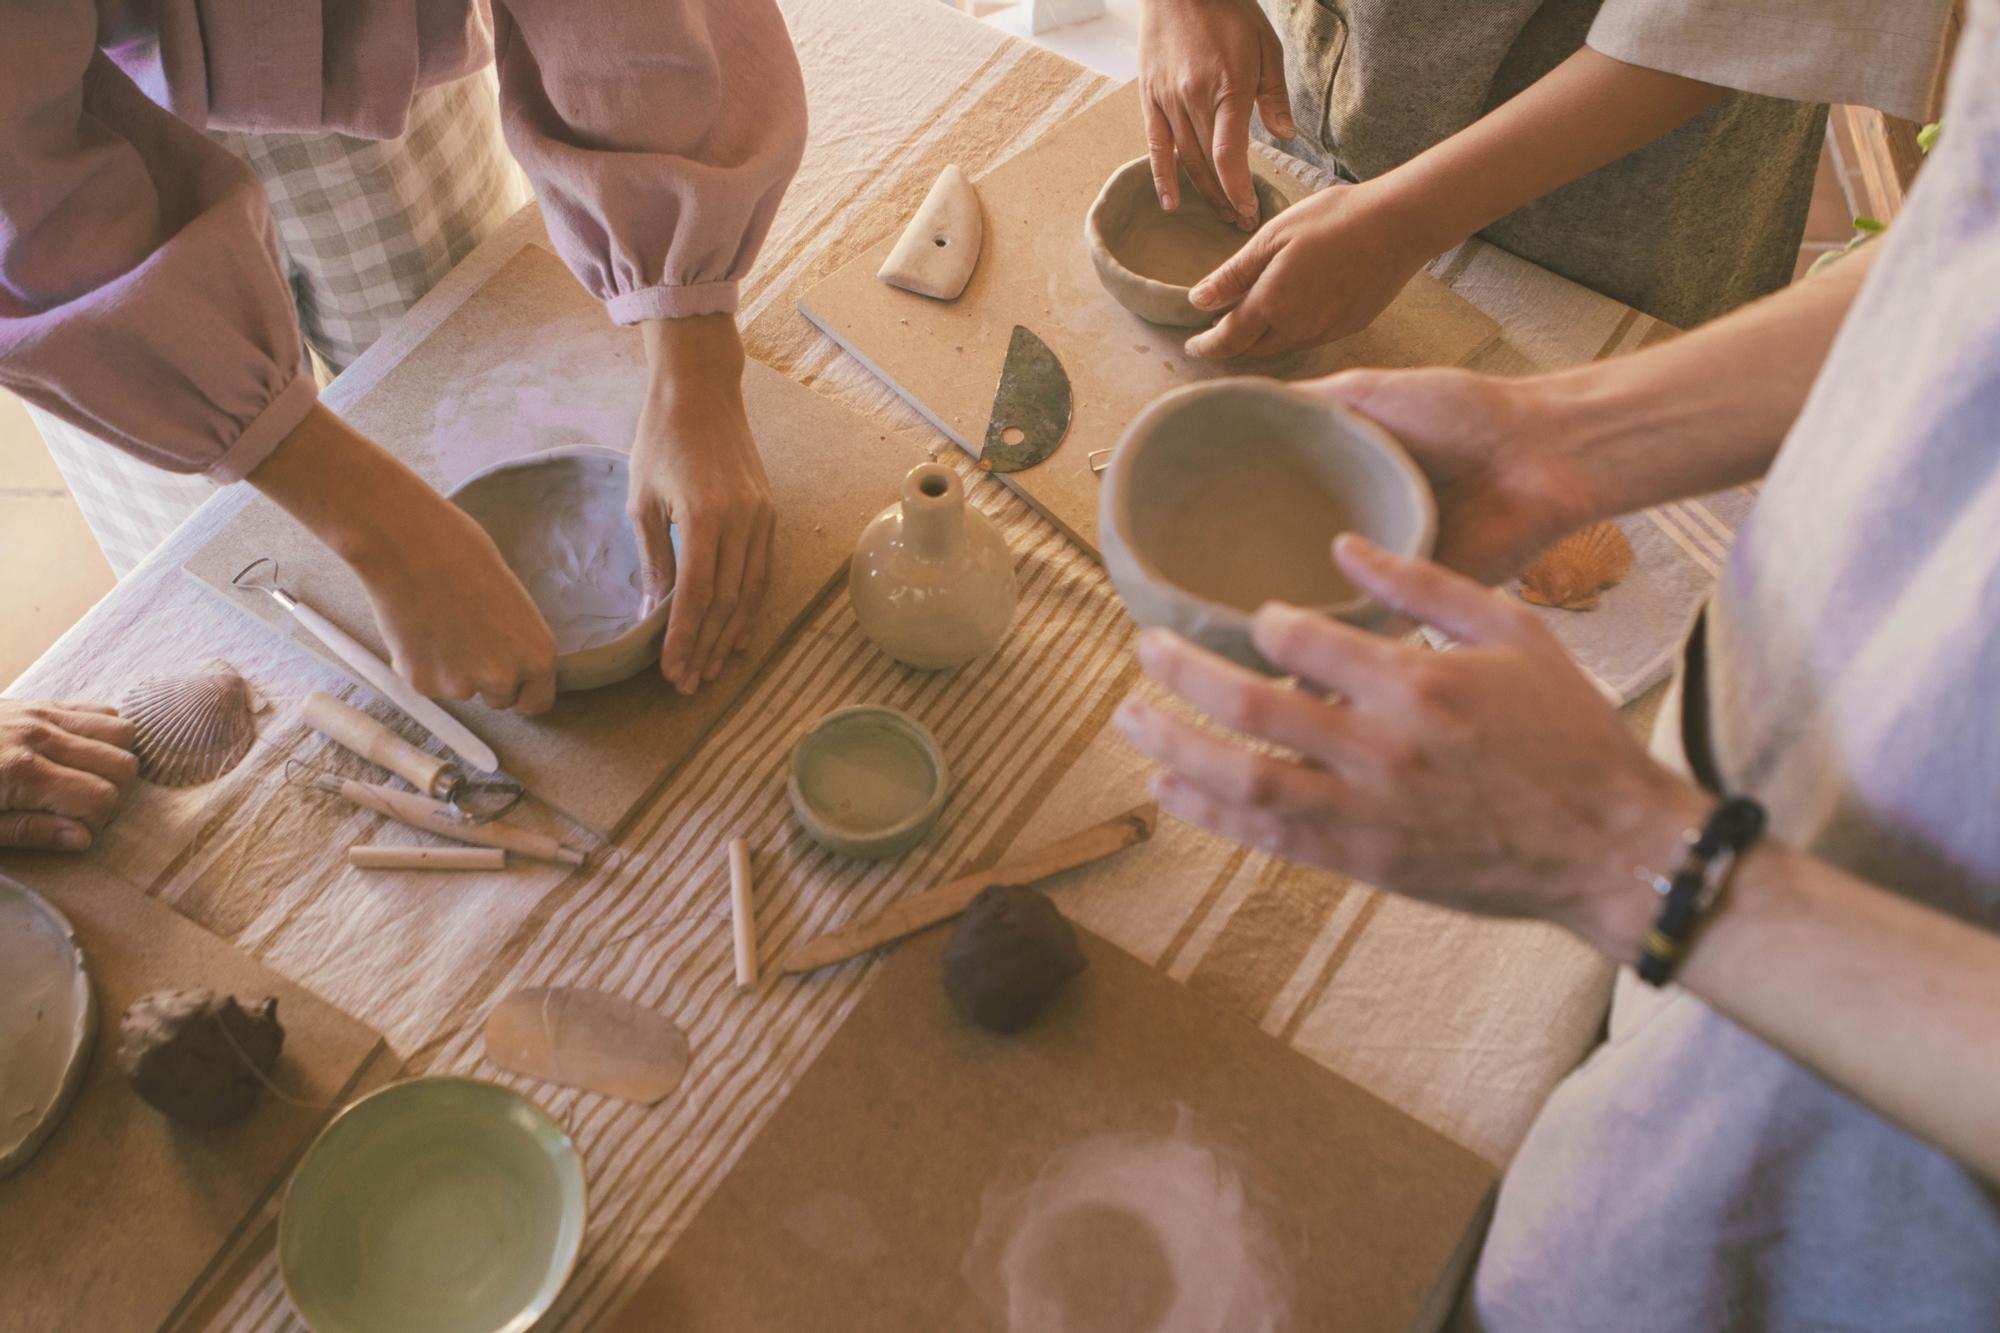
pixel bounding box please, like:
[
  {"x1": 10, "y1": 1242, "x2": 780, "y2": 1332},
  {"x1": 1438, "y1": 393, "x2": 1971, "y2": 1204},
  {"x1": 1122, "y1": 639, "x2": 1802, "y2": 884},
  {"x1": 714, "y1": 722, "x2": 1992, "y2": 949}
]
[
  {"x1": 446, "y1": 446, "x2": 678, "y2": 692},
  {"x1": 1099, "y1": 378, "x2": 1436, "y2": 673},
  {"x1": 1085, "y1": 156, "x2": 1289, "y2": 327}
]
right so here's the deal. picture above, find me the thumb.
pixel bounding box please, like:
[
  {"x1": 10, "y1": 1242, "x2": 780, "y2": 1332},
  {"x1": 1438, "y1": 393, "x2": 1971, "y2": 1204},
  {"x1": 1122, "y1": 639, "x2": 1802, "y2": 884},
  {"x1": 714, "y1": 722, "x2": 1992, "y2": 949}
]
[
  {"x1": 1333, "y1": 534, "x2": 1530, "y2": 647},
  {"x1": 0, "y1": 811, "x2": 93, "y2": 851},
  {"x1": 1256, "y1": 35, "x2": 1294, "y2": 138},
  {"x1": 1189, "y1": 230, "x2": 1276, "y2": 311},
  {"x1": 630, "y1": 503, "x2": 678, "y2": 604}
]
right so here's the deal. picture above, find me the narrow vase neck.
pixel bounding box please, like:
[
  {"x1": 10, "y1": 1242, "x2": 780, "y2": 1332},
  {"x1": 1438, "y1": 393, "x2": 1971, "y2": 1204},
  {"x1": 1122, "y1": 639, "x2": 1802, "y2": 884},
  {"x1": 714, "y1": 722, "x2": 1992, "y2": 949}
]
[{"x1": 901, "y1": 463, "x2": 967, "y2": 560}]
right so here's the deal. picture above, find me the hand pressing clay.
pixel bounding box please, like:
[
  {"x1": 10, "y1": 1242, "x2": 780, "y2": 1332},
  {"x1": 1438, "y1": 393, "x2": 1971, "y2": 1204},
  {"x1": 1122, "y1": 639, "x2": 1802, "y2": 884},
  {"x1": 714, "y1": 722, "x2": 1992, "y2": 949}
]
[
  {"x1": 118, "y1": 989, "x2": 284, "y2": 1126},
  {"x1": 942, "y1": 885, "x2": 1086, "y2": 1034}
]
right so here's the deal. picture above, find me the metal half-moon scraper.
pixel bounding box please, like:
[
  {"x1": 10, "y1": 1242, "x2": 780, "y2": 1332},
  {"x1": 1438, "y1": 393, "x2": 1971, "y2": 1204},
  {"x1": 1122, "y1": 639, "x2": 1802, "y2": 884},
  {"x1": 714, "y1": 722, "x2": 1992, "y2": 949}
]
[{"x1": 978, "y1": 325, "x2": 1072, "y2": 473}]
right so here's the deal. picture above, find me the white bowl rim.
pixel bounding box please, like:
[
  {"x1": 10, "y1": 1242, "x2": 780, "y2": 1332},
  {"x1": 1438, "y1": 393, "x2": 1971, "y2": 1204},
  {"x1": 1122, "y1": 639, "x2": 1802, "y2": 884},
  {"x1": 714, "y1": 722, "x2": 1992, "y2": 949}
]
[{"x1": 1101, "y1": 376, "x2": 1439, "y2": 629}]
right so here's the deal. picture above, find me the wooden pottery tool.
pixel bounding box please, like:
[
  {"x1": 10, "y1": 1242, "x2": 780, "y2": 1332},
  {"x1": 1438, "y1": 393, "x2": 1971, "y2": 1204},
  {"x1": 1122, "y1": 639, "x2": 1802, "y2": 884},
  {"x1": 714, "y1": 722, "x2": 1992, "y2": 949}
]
[
  {"x1": 779, "y1": 801, "x2": 1157, "y2": 974},
  {"x1": 978, "y1": 325, "x2": 1071, "y2": 473},
  {"x1": 348, "y1": 845, "x2": 509, "y2": 871},
  {"x1": 298, "y1": 770, "x2": 586, "y2": 866},
  {"x1": 231, "y1": 558, "x2": 502, "y2": 775},
  {"x1": 305, "y1": 692, "x2": 524, "y2": 822}
]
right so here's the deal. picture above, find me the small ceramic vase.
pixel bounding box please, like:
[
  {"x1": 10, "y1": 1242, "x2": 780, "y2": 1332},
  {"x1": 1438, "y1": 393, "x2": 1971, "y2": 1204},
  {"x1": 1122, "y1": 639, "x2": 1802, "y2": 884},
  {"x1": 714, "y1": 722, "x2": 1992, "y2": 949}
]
[{"x1": 850, "y1": 462, "x2": 1017, "y2": 670}]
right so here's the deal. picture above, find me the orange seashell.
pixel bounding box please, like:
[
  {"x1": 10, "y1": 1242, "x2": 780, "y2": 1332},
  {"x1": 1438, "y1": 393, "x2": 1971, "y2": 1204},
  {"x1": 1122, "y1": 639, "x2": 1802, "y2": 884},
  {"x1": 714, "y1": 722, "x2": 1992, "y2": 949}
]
[{"x1": 1518, "y1": 522, "x2": 1634, "y2": 611}]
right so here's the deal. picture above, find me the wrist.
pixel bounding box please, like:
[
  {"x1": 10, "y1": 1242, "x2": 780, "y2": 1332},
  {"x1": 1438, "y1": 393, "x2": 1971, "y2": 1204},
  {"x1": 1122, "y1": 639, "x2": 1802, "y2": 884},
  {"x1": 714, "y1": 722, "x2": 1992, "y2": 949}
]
[
  {"x1": 642, "y1": 314, "x2": 746, "y2": 406},
  {"x1": 1560, "y1": 774, "x2": 1715, "y2": 963}
]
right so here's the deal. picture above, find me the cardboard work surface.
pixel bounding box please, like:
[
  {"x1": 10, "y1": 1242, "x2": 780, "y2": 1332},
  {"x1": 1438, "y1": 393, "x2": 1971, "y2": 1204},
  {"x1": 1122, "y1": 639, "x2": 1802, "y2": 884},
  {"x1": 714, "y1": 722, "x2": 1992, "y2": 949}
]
[
  {"x1": 187, "y1": 245, "x2": 927, "y2": 838},
  {"x1": 0, "y1": 856, "x2": 390, "y2": 1333},
  {"x1": 798, "y1": 82, "x2": 1502, "y2": 558},
  {"x1": 611, "y1": 923, "x2": 1496, "y2": 1332}
]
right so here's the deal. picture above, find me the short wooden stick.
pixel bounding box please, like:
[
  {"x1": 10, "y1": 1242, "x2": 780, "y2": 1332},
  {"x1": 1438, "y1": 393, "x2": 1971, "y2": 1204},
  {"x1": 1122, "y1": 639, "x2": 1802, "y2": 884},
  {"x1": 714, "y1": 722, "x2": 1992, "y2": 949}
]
[
  {"x1": 728, "y1": 837, "x2": 758, "y2": 989},
  {"x1": 349, "y1": 845, "x2": 507, "y2": 871}
]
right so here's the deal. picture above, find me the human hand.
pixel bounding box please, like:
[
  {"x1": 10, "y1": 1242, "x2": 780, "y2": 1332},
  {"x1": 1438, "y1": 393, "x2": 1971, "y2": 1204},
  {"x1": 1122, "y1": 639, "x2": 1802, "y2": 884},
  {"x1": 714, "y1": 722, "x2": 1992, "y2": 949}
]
[
  {"x1": 352, "y1": 503, "x2": 560, "y2": 715},
  {"x1": 1140, "y1": 0, "x2": 1294, "y2": 228},
  {"x1": 1183, "y1": 181, "x2": 1437, "y2": 359},
  {"x1": 0, "y1": 700, "x2": 140, "y2": 851},
  {"x1": 1305, "y1": 367, "x2": 1599, "y2": 585},
  {"x1": 632, "y1": 316, "x2": 774, "y2": 695},
  {"x1": 1113, "y1": 535, "x2": 1704, "y2": 957},
  {"x1": 248, "y1": 404, "x2": 558, "y2": 715}
]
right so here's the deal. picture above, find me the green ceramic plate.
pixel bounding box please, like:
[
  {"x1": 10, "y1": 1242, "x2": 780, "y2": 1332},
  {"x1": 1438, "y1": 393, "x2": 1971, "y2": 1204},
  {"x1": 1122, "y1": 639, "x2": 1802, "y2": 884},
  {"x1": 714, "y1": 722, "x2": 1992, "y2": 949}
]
[{"x1": 280, "y1": 1077, "x2": 586, "y2": 1333}]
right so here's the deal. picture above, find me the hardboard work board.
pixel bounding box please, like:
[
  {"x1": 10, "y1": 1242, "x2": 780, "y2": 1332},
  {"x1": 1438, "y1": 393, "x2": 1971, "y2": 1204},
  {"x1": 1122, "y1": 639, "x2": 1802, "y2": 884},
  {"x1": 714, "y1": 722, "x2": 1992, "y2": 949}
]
[
  {"x1": 799, "y1": 82, "x2": 1502, "y2": 558},
  {"x1": 609, "y1": 925, "x2": 1496, "y2": 1332},
  {"x1": 187, "y1": 245, "x2": 927, "y2": 837},
  {"x1": 0, "y1": 855, "x2": 391, "y2": 1333}
]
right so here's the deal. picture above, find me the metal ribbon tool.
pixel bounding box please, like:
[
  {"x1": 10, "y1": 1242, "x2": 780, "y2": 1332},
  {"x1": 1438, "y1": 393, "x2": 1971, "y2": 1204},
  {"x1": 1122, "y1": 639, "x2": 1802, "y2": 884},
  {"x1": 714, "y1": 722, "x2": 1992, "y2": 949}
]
[{"x1": 232, "y1": 558, "x2": 523, "y2": 821}]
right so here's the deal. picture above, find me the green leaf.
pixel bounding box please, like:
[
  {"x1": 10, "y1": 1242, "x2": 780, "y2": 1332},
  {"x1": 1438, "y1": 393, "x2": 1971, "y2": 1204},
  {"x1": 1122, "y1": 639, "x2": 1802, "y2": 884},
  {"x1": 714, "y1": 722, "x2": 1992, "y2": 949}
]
[
  {"x1": 1853, "y1": 216, "x2": 1886, "y2": 234},
  {"x1": 1918, "y1": 121, "x2": 1942, "y2": 153}
]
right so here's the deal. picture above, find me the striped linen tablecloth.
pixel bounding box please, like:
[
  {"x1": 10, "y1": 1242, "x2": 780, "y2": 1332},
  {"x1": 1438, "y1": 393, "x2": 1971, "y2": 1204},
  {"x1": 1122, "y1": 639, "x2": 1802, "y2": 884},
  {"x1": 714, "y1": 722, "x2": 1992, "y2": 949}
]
[{"x1": 2, "y1": 0, "x2": 1717, "y2": 1325}]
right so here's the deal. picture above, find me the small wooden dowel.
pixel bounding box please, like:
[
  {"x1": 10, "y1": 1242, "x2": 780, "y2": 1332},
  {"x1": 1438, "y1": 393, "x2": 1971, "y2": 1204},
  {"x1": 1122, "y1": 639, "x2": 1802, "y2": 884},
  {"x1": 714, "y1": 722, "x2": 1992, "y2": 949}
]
[
  {"x1": 728, "y1": 837, "x2": 758, "y2": 989},
  {"x1": 349, "y1": 845, "x2": 507, "y2": 871}
]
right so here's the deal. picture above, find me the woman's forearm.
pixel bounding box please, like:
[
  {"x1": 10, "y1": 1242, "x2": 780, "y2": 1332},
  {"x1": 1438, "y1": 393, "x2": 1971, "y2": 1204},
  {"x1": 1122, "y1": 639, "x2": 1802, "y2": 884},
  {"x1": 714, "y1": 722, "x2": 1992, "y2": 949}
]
[
  {"x1": 1529, "y1": 242, "x2": 1879, "y2": 522},
  {"x1": 1373, "y1": 48, "x2": 1729, "y2": 258},
  {"x1": 1587, "y1": 836, "x2": 2000, "y2": 1182}
]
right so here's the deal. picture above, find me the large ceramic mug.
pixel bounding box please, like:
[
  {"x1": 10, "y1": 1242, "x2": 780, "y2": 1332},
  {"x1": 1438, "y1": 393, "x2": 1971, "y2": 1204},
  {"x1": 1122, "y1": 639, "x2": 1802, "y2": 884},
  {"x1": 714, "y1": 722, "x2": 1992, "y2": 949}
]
[{"x1": 1098, "y1": 378, "x2": 1437, "y2": 674}]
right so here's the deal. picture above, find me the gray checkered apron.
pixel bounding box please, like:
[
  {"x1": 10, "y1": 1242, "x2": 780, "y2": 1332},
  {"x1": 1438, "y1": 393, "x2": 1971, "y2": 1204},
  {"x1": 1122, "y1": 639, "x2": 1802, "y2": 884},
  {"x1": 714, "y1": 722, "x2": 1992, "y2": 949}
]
[{"x1": 32, "y1": 69, "x2": 529, "y2": 575}]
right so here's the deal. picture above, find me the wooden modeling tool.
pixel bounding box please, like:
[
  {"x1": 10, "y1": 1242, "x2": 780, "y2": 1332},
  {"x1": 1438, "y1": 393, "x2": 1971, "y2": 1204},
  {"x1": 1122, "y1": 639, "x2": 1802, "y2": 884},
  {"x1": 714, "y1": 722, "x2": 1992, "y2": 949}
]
[
  {"x1": 779, "y1": 801, "x2": 1157, "y2": 975},
  {"x1": 348, "y1": 845, "x2": 508, "y2": 871},
  {"x1": 305, "y1": 773, "x2": 586, "y2": 866},
  {"x1": 305, "y1": 692, "x2": 524, "y2": 821},
  {"x1": 232, "y1": 558, "x2": 501, "y2": 774},
  {"x1": 728, "y1": 838, "x2": 758, "y2": 989}
]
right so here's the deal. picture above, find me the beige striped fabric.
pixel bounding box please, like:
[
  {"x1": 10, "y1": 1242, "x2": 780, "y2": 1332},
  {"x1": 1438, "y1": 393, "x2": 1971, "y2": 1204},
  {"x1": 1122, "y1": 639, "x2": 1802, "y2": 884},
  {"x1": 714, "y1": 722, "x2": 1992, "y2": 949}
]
[{"x1": 0, "y1": 1, "x2": 1696, "y2": 1327}]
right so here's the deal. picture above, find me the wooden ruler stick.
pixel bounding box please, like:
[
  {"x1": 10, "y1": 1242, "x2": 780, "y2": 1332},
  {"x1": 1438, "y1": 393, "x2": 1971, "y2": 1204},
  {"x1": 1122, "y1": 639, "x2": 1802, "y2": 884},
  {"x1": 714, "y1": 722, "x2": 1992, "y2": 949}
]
[{"x1": 780, "y1": 802, "x2": 1156, "y2": 975}]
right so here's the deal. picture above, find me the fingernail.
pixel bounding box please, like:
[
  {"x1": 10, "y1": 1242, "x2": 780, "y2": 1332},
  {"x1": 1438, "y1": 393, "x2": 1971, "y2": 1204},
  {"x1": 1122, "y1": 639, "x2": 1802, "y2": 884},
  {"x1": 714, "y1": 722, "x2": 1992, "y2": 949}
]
[
  {"x1": 1275, "y1": 115, "x2": 1295, "y2": 137},
  {"x1": 1254, "y1": 601, "x2": 1305, "y2": 630},
  {"x1": 1113, "y1": 699, "x2": 1142, "y2": 733},
  {"x1": 1335, "y1": 533, "x2": 1380, "y2": 562},
  {"x1": 1159, "y1": 191, "x2": 1174, "y2": 211},
  {"x1": 57, "y1": 825, "x2": 89, "y2": 850},
  {"x1": 1135, "y1": 627, "x2": 1170, "y2": 662},
  {"x1": 1188, "y1": 285, "x2": 1216, "y2": 310},
  {"x1": 703, "y1": 658, "x2": 722, "y2": 683}
]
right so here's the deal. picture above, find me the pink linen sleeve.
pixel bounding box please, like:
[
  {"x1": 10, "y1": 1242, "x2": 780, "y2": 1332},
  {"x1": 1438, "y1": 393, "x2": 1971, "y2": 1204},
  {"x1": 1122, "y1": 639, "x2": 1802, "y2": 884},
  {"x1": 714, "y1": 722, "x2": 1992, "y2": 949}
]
[
  {"x1": 0, "y1": 5, "x2": 315, "y2": 482},
  {"x1": 491, "y1": 0, "x2": 808, "y2": 324}
]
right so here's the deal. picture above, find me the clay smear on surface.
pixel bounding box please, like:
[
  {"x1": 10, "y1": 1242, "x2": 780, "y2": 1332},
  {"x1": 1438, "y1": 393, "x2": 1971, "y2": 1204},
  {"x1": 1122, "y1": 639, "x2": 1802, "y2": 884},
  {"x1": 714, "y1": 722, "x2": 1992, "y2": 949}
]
[
  {"x1": 454, "y1": 454, "x2": 650, "y2": 655},
  {"x1": 963, "y1": 1115, "x2": 1292, "y2": 1332}
]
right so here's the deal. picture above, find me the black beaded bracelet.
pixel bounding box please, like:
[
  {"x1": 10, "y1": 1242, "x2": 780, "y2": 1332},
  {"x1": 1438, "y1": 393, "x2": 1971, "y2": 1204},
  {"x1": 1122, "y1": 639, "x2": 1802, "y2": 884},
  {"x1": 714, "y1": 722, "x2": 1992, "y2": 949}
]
[{"x1": 1637, "y1": 796, "x2": 1766, "y2": 987}]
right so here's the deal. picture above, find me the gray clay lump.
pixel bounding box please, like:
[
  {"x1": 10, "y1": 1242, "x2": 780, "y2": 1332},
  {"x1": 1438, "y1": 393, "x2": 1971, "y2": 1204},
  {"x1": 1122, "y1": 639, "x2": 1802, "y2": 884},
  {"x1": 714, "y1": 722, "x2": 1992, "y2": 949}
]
[
  {"x1": 943, "y1": 885, "x2": 1087, "y2": 1034},
  {"x1": 118, "y1": 988, "x2": 285, "y2": 1126}
]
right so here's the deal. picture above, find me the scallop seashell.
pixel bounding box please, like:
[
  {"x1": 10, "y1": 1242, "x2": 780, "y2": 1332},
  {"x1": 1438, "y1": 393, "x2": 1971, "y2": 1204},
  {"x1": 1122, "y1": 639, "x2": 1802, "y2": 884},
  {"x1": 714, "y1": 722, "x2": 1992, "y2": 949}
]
[
  {"x1": 1518, "y1": 522, "x2": 1634, "y2": 611},
  {"x1": 121, "y1": 662, "x2": 259, "y2": 787}
]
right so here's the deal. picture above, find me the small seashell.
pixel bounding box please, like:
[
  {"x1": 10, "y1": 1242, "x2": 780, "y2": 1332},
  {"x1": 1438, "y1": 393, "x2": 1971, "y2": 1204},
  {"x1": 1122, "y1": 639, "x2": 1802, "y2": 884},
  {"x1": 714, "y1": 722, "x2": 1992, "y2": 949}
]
[
  {"x1": 121, "y1": 661, "x2": 258, "y2": 787},
  {"x1": 1519, "y1": 522, "x2": 1634, "y2": 611}
]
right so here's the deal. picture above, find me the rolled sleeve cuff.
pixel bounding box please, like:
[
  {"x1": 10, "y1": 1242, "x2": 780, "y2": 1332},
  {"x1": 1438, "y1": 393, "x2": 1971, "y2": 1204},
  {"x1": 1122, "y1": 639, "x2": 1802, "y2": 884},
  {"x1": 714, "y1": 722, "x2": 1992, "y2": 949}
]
[
  {"x1": 1587, "y1": 2, "x2": 1948, "y2": 123},
  {"x1": 605, "y1": 280, "x2": 740, "y2": 325},
  {"x1": 205, "y1": 368, "x2": 319, "y2": 483}
]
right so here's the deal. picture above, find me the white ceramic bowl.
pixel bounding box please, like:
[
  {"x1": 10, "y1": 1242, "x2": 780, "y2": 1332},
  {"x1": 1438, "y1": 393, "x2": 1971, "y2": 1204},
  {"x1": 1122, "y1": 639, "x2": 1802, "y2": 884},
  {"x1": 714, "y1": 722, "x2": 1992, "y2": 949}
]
[
  {"x1": 446, "y1": 446, "x2": 676, "y2": 692},
  {"x1": 1098, "y1": 378, "x2": 1437, "y2": 673},
  {"x1": 1084, "y1": 156, "x2": 1288, "y2": 327}
]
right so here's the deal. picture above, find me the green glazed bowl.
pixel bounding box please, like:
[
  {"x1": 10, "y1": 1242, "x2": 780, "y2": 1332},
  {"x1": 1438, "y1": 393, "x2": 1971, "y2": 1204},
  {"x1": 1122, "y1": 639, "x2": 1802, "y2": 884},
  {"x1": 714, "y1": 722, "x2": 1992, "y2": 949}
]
[{"x1": 280, "y1": 1077, "x2": 587, "y2": 1333}]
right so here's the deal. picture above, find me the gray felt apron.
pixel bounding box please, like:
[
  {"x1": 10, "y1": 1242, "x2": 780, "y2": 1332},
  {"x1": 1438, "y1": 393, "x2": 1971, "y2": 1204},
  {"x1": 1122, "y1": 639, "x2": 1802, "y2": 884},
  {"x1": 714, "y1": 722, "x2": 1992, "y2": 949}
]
[{"x1": 1258, "y1": 0, "x2": 1826, "y2": 327}]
